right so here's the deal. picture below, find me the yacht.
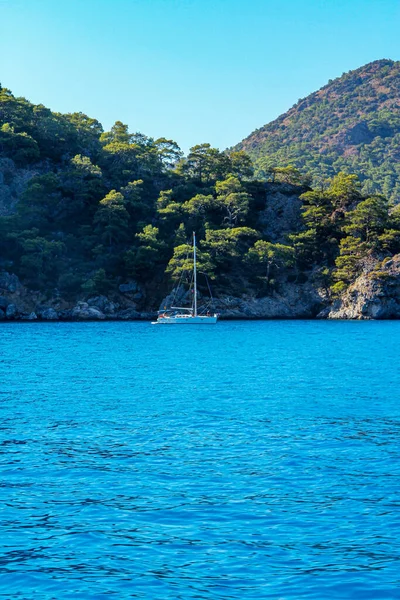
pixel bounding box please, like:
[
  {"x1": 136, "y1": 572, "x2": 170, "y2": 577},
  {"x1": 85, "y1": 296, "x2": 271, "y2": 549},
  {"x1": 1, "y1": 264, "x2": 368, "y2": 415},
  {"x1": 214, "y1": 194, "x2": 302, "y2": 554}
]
[{"x1": 152, "y1": 233, "x2": 219, "y2": 325}]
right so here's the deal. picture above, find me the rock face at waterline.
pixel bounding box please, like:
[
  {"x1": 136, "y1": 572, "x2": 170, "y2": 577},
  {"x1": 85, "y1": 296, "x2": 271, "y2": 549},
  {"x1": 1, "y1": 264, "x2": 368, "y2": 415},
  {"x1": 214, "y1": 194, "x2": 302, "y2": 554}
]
[
  {"x1": 324, "y1": 255, "x2": 400, "y2": 320},
  {"x1": 0, "y1": 274, "x2": 155, "y2": 321},
  {"x1": 162, "y1": 281, "x2": 325, "y2": 319},
  {"x1": 2, "y1": 262, "x2": 400, "y2": 321},
  {"x1": 214, "y1": 284, "x2": 325, "y2": 319}
]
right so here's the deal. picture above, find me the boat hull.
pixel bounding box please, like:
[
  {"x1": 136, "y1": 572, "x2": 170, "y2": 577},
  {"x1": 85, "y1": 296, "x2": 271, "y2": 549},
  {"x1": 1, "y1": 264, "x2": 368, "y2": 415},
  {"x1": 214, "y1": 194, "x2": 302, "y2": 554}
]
[{"x1": 152, "y1": 315, "x2": 218, "y2": 325}]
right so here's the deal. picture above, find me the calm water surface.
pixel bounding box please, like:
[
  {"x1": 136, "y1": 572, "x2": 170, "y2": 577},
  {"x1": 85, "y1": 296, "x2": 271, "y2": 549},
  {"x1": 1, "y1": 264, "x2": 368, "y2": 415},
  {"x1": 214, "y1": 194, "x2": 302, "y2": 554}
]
[{"x1": 1, "y1": 321, "x2": 400, "y2": 599}]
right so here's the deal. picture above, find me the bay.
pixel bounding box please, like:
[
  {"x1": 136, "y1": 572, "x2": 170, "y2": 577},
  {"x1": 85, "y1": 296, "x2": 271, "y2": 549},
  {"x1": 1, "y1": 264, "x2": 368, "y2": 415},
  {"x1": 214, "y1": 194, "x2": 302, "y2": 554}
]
[{"x1": 1, "y1": 321, "x2": 399, "y2": 599}]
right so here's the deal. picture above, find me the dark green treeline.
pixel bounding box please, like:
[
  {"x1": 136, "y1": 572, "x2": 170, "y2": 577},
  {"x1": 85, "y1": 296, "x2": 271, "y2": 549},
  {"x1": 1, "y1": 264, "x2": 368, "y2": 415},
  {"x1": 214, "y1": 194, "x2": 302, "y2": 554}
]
[{"x1": 1, "y1": 86, "x2": 400, "y2": 305}]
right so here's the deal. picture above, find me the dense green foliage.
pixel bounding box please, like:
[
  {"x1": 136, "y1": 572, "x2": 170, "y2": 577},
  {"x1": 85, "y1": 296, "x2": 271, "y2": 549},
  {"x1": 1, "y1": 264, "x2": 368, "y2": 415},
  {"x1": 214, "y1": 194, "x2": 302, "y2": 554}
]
[
  {"x1": 1, "y1": 83, "x2": 400, "y2": 308},
  {"x1": 235, "y1": 59, "x2": 400, "y2": 204}
]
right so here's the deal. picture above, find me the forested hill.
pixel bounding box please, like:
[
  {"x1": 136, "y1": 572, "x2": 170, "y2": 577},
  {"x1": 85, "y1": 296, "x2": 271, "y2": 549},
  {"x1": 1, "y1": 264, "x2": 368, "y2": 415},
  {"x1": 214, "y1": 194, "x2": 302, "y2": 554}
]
[
  {"x1": 235, "y1": 59, "x2": 400, "y2": 203},
  {"x1": 2, "y1": 83, "x2": 400, "y2": 321},
  {"x1": 0, "y1": 84, "x2": 268, "y2": 307}
]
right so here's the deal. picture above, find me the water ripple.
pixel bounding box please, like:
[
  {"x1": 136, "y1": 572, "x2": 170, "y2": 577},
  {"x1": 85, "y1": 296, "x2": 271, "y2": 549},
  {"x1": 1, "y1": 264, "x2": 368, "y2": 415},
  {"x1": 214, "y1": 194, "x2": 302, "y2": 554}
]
[{"x1": 0, "y1": 321, "x2": 400, "y2": 598}]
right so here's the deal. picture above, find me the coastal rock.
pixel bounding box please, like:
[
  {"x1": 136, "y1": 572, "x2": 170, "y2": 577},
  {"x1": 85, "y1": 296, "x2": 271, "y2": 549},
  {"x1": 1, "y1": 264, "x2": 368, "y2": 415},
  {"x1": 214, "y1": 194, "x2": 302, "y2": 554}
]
[
  {"x1": 71, "y1": 302, "x2": 105, "y2": 320},
  {"x1": 326, "y1": 254, "x2": 400, "y2": 319},
  {"x1": 315, "y1": 305, "x2": 331, "y2": 319},
  {"x1": 87, "y1": 295, "x2": 107, "y2": 310},
  {"x1": 116, "y1": 308, "x2": 141, "y2": 320},
  {"x1": 40, "y1": 307, "x2": 59, "y2": 321},
  {"x1": 0, "y1": 308, "x2": 5, "y2": 320},
  {"x1": 87, "y1": 296, "x2": 118, "y2": 315},
  {"x1": 215, "y1": 282, "x2": 325, "y2": 319},
  {"x1": 0, "y1": 296, "x2": 8, "y2": 310},
  {"x1": 5, "y1": 303, "x2": 18, "y2": 319},
  {"x1": 215, "y1": 297, "x2": 308, "y2": 319},
  {"x1": 58, "y1": 309, "x2": 73, "y2": 320},
  {"x1": 21, "y1": 312, "x2": 37, "y2": 321},
  {"x1": 118, "y1": 282, "x2": 145, "y2": 305},
  {"x1": 0, "y1": 272, "x2": 21, "y2": 293},
  {"x1": 215, "y1": 284, "x2": 324, "y2": 319},
  {"x1": 159, "y1": 279, "x2": 325, "y2": 320},
  {"x1": 79, "y1": 307, "x2": 105, "y2": 320}
]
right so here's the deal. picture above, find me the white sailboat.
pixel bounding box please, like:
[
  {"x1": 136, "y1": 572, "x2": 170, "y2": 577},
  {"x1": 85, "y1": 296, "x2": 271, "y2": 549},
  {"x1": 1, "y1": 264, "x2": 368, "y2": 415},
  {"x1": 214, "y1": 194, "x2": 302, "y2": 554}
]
[{"x1": 152, "y1": 232, "x2": 219, "y2": 325}]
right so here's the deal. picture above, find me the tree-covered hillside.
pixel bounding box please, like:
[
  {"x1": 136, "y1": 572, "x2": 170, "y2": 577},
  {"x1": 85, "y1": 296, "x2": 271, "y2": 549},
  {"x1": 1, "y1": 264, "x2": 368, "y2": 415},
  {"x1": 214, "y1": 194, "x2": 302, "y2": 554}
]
[
  {"x1": 235, "y1": 59, "x2": 400, "y2": 203},
  {"x1": 0, "y1": 85, "x2": 267, "y2": 303},
  {"x1": 1, "y1": 83, "x2": 400, "y2": 320}
]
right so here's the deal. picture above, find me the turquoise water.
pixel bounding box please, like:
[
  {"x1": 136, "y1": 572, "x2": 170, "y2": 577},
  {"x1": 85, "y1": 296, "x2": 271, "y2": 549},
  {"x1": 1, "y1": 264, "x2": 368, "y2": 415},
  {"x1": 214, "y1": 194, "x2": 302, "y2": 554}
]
[{"x1": 1, "y1": 321, "x2": 400, "y2": 599}]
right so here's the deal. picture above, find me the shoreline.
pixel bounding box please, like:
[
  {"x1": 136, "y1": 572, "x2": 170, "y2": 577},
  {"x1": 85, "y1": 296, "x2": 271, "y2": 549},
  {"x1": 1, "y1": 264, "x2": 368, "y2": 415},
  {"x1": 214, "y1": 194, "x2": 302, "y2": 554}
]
[{"x1": 1, "y1": 315, "x2": 399, "y2": 323}]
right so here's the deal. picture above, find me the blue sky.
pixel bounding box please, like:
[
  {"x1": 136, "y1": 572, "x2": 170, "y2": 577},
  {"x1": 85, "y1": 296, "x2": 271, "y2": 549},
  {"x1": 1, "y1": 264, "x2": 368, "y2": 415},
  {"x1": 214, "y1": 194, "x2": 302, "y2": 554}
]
[{"x1": 1, "y1": 0, "x2": 399, "y2": 152}]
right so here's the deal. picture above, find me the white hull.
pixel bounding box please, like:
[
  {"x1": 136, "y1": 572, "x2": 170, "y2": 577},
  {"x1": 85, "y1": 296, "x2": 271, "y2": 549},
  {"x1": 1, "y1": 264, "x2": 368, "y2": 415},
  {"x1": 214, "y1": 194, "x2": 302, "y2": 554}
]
[{"x1": 152, "y1": 315, "x2": 218, "y2": 325}]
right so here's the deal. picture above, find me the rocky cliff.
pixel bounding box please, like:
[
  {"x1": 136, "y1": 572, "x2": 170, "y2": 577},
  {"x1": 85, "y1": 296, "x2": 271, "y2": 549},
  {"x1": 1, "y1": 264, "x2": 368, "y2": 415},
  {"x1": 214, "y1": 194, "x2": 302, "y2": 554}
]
[
  {"x1": 0, "y1": 271, "x2": 154, "y2": 321},
  {"x1": 323, "y1": 255, "x2": 400, "y2": 320},
  {"x1": 3, "y1": 261, "x2": 400, "y2": 321}
]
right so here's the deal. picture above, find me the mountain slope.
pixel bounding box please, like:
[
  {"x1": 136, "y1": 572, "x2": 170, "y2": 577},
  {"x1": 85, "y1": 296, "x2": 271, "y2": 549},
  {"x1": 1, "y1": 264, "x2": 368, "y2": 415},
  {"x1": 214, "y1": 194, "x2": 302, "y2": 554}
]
[
  {"x1": 3, "y1": 80, "x2": 400, "y2": 321},
  {"x1": 235, "y1": 59, "x2": 400, "y2": 202}
]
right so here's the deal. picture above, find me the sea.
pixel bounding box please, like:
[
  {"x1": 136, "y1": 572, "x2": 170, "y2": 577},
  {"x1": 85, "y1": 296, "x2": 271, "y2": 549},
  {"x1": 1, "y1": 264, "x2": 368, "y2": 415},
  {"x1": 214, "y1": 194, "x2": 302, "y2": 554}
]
[{"x1": 1, "y1": 320, "x2": 400, "y2": 599}]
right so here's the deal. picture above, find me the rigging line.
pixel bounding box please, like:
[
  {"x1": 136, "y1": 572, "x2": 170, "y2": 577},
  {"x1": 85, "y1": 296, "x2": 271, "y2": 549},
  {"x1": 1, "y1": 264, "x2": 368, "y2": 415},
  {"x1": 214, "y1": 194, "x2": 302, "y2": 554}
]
[
  {"x1": 198, "y1": 299, "x2": 212, "y2": 315},
  {"x1": 202, "y1": 272, "x2": 215, "y2": 309},
  {"x1": 170, "y1": 237, "x2": 192, "y2": 307},
  {"x1": 195, "y1": 270, "x2": 215, "y2": 313}
]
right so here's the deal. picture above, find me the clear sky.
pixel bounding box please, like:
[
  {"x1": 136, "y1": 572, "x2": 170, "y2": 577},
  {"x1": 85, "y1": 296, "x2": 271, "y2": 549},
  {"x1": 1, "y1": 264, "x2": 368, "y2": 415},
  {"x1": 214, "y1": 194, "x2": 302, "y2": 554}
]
[{"x1": 1, "y1": 0, "x2": 399, "y2": 153}]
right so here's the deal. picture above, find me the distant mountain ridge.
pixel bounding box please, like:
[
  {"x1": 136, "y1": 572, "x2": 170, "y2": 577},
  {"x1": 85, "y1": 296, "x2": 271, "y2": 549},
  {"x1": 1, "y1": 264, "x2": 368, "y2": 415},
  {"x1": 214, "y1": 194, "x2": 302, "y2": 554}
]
[{"x1": 235, "y1": 59, "x2": 400, "y2": 202}]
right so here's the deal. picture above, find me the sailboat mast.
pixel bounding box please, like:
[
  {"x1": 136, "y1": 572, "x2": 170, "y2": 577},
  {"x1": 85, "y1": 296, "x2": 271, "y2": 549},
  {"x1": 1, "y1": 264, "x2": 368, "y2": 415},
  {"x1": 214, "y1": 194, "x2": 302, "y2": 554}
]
[{"x1": 193, "y1": 231, "x2": 197, "y2": 317}]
